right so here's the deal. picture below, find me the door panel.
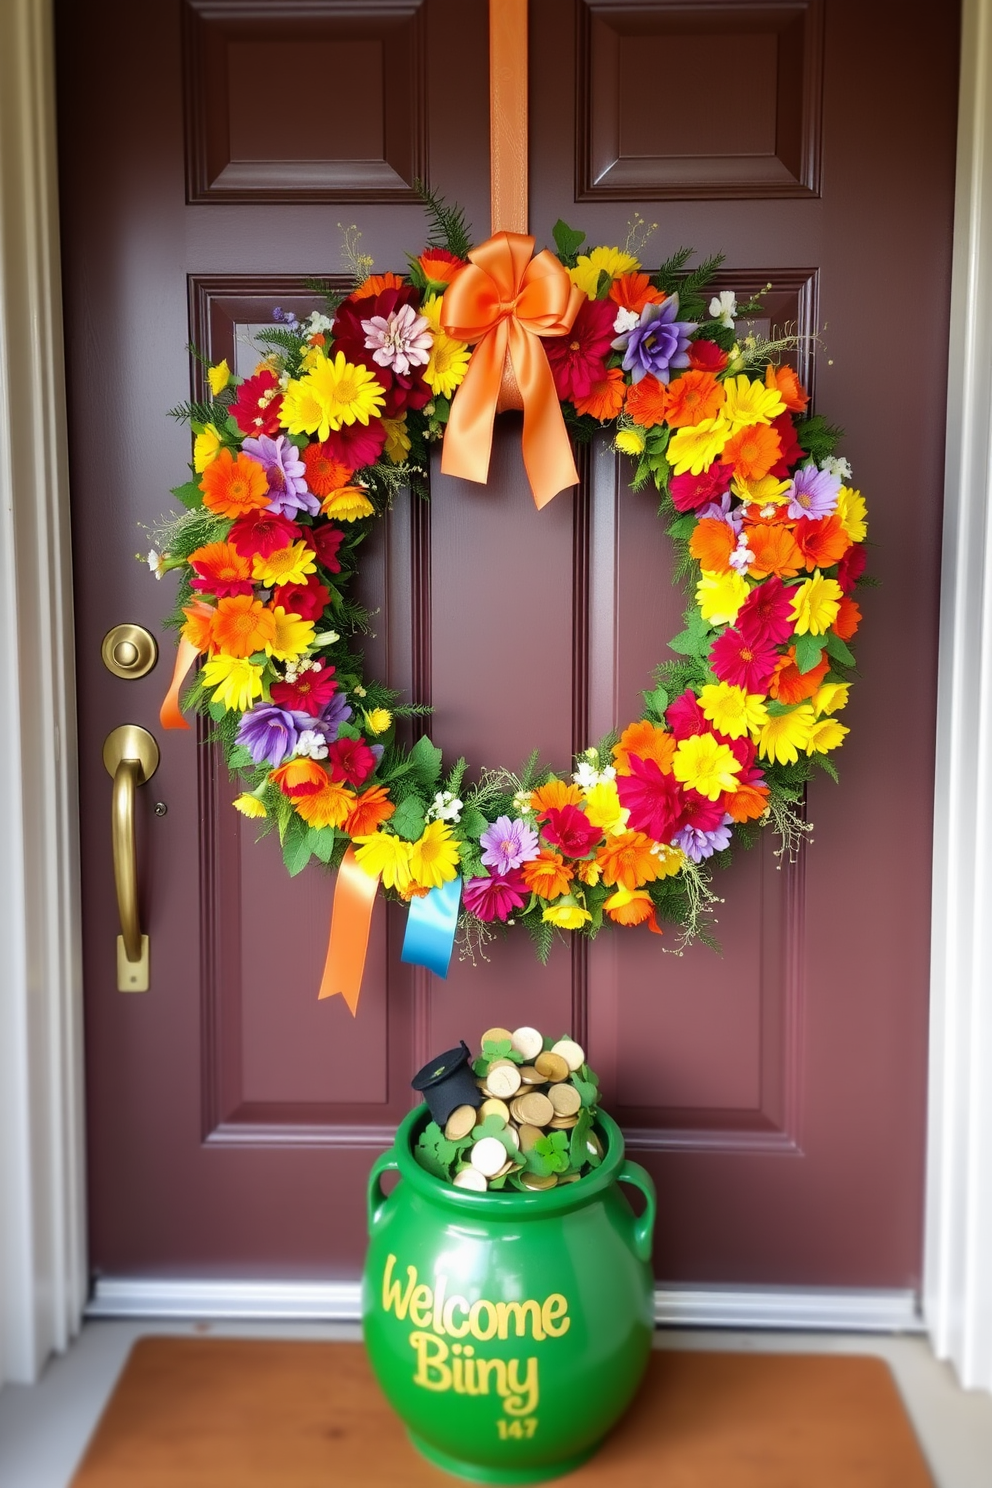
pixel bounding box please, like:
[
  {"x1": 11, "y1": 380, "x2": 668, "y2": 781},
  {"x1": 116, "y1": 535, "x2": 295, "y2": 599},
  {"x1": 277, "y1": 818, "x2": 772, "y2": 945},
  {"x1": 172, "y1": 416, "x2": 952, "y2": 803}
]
[{"x1": 57, "y1": 0, "x2": 958, "y2": 1287}]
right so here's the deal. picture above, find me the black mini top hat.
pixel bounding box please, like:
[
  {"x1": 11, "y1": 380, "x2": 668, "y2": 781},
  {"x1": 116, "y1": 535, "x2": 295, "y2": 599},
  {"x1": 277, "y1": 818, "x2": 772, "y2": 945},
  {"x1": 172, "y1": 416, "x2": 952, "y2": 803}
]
[{"x1": 411, "y1": 1042, "x2": 482, "y2": 1126}]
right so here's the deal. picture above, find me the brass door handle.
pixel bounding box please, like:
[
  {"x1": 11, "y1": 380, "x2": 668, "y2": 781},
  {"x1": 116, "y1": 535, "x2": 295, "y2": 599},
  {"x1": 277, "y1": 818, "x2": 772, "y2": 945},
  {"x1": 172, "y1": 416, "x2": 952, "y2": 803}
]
[{"x1": 103, "y1": 725, "x2": 159, "y2": 991}]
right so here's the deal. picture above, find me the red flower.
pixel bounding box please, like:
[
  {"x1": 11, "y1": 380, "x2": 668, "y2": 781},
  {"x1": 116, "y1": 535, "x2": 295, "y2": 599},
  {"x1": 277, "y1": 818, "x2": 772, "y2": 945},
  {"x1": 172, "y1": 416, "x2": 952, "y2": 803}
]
[
  {"x1": 273, "y1": 573, "x2": 331, "y2": 621},
  {"x1": 321, "y1": 418, "x2": 388, "y2": 470},
  {"x1": 545, "y1": 298, "x2": 616, "y2": 403},
  {"x1": 736, "y1": 575, "x2": 796, "y2": 646},
  {"x1": 836, "y1": 543, "x2": 867, "y2": 594},
  {"x1": 540, "y1": 805, "x2": 603, "y2": 858},
  {"x1": 687, "y1": 339, "x2": 729, "y2": 373},
  {"x1": 709, "y1": 627, "x2": 780, "y2": 693},
  {"x1": 306, "y1": 524, "x2": 345, "y2": 573},
  {"x1": 270, "y1": 663, "x2": 338, "y2": 717},
  {"x1": 616, "y1": 755, "x2": 684, "y2": 841},
  {"x1": 326, "y1": 736, "x2": 376, "y2": 788},
  {"x1": 332, "y1": 288, "x2": 431, "y2": 418},
  {"x1": 672, "y1": 788, "x2": 726, "y2": 837},
  {"x1": 230, "y1": 370, "x2": 283, "y2": 436},
  {"x1": 669, "y1": 460, "x2": 732, "y2": 513},
  {"x1": 768, "y1": 412, "x2": 804, "y2": 477},
  {"x1": 227, "y1": 510, "x2": 301, "y2": 560},
  {"x1": 665, "y1": 690, "x2": 708, "y2": 740}
]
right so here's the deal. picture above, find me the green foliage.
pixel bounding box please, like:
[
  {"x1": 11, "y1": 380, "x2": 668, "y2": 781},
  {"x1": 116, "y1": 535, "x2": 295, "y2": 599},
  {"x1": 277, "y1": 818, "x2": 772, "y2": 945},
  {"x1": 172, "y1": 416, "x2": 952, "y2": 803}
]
[
  {"x1": 167, "y1": 399, "x2": 218, "y2": 427},
  {"x1": 527, "y1": 914, "x2": 554, "y2": 966},
  {"x1": 794, "y1": 632, "x2": 826, "y2": 674},
  {"x1": 414, "y1": 180, "x2": 472, "y2": 261},
  {"x1": 796, "y1": 414, "x2": 844, "y2": 463},
  {"x1": 552, "y1": 218, "x2": 586, "y2": 267}
]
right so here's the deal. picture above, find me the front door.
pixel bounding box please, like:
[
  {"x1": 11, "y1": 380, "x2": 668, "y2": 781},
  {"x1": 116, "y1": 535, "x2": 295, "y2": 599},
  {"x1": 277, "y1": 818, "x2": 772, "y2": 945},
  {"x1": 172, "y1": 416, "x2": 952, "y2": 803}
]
[{"x1": 57, "y1": 0, "x2": 959, "y2": 1290}]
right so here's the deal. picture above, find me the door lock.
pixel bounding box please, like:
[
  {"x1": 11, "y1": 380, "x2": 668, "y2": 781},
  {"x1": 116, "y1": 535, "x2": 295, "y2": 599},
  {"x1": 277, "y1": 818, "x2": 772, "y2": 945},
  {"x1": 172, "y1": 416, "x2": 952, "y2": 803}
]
[{"x1": 101, "y1": 623, "x2": 158, "y2": 679}]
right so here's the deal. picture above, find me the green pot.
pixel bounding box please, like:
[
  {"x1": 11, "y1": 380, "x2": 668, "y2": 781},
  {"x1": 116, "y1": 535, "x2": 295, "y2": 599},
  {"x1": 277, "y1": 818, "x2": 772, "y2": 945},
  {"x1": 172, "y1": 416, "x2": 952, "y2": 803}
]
[{"x1": 362, "y1": 1106, "x2": 656, "y2": 1485}]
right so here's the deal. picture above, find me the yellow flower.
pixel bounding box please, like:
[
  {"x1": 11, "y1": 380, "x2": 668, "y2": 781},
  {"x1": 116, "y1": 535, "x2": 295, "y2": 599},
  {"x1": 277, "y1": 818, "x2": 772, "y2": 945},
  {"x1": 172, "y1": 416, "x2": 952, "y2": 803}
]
[
  {"x1": 299, "y1": 345, "x2": 325, "y2": 374},
  {"x1": 696, "y1": 569, "x2": 749, "y2": 626},
  {"x1": 363, "y1": 708, "x2": 392, "y2": 735},
  {"x1": 582, "y1": 781, "x2": 629, "y2": 835},
  {"x1": 542, "y1": 897, "x2": 592, "y2": 930},
  {"x1": 667, "y1": 416, "x2": 732, "y2": 476},
  {"x1": 651, "y1": 843, "x2": 685, "y2": 878},
  {"x1": 252, "y1": 541, "x2": 317, "y2": 588},
  {"x1": 671, "y1": 733, "x2": 741, "y2": 801},
  {"x1": 408, "y1": 821, "x2": 460, "y2": 889},
  {"x1": 233, "y1": 793, "x2": 266, "y2": 819},
  {"x1": 265, "y1": 606, "x2": 315, "y2": 661},
  {"x1": 353, "y1": 831, "x2": 413, "y2": 891},
  {"x1": 731, "y1": 473, "x2": 791, "y2": 506},
  {"x1": 281, "y1": 351, "x2": 385, "y2": 440},
  {"x1": 614, "y1": 428, "x2": 646, "y2": 457},
  {"x1": 321, "y1": 487, "x2": 376, "y2": 522},
  {"x1": 193, "y1": 423, "x2": 222, "y2": 473},
  {"x1": 791, "y1": 570, "x2": 843, "y2": 635},
  {"x1": 200, "y1": 654, "x2": 264, "y2": 712},
  {"x1": 207, "y1": 360, "x2": 230, "y2": 396},
  {"x1": 721, "y1": 375, "x2": 785, "y2": 428},
  {"x1": 758, "y1": 705, "x2": 816, "y2": 765},
  {"x1": 806, "y1": 718, "x2": 849, "y2": 754},
  {"x1": 813, "y1": 681, "x2": 850, "y2": 716},
  {"x1": 836, "y1": 486, "x2": 867, "y2": 543},
  {"x1": 568, "y1": 247, "x2": 639, "y2": 300},
  {"x1": 421, "y1": 294, "x2": 472, "y2": 398},
  {"x1": 381, "y1": 416, "x2": 411, "y2": 464},
  {"x1": 698, "y1": 682, "x2": 768, "y2": 741}
]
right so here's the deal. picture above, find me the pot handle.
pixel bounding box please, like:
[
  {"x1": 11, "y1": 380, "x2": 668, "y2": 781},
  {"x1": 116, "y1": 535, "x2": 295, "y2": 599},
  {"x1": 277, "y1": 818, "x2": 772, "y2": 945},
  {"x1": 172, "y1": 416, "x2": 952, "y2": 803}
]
[
  {"x1": 617, "y1": 1160, "x2": 657, "y2": 1264},
  {"x1": 367, "y1": 1148, "x2": 400, "y2": 1234}
]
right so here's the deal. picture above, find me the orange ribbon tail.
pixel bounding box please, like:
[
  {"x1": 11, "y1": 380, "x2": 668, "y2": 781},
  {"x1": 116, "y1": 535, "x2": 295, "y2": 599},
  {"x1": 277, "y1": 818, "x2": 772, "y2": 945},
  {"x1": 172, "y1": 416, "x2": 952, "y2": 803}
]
[
  {"x1": 159, "y1": 602, "x2": 214, "y2": 730},
  {"x1": 318, "y1": 846, "x2": 380, "y2": 1016}
]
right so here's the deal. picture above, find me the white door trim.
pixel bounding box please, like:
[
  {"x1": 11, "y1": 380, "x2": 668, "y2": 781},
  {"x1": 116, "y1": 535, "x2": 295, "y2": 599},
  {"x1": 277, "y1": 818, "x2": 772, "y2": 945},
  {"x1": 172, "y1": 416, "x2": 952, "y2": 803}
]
[
  {"x1": 1, "y1": 0, "x2": 988, "y2": 1389},
  {"x1": 0, "y1": 0, "x2": 87, "y2": 1386}
]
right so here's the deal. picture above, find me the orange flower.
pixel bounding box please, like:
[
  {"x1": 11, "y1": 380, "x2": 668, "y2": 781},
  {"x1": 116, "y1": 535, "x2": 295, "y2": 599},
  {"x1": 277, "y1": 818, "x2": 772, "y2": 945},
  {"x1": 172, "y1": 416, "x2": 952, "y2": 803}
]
[
  {"x1": 573, "y1": 366, "x2": 626, "y2": 420},
  {"x1": 723, "y1": 781, "x2": 770, "y2": 822},
  {"x1": 625, "y1": 374, "x2": 668, "y2": 428},
  {"x1": 302, "y1": 442, "x2": 353, "y2": 496},
  {"x1": 344, "y1": 784, "x2": 396, "y2": 837},
  {"x1": 530, "y1": 779, "x2": 583, "y2": 815},
  {"x1": 746, "y1": 524, "x2": 804, "y2": 579},
  {"x1": 352, "y1": 272, "x2": 406, "y2": 298},
  {"x1": 294, "y1": 780, "x2": 353, "y2": 829},
  {"x1": 833, "y1": 595, "x2": 862, "y2": 640},
  {"x1": 664, "y1": 371, "x2": 725, "y2": 429},
  {"x1": 522, "y1": 851, "x2": 574, "y2": 900},
  {"x1": 689, "y1": 518, "x2": 736, "y2": 574},
  {"x1": 210, "y1": 594, "x2": 276, "y2": 658},
  {"x1": 765, "y1": 363, "x2": 809, "y2": 413},
  {"x1": 720, "y1": 423, "x2": 782, "y2": 481},
  {"x1": 609, "y1": 272, "x2": 665, "y2": 314},
  {"x1": 604, "y1": 887, "x2": 663, "y2": 933},
  {"x1": 199, "y1": 448, "x2": 270, "y2": 518},
  {"x1": 187, "y1": 541, "x2": 251, "y2": 589},
  {"x1": 596, "y1": 831, "x2": 661, "y2": 891},
  {"x1": 270, "y1": 758, "x2": 329, "y2": 798},
  {"x1": 181, "y1": 604, "x2": 216, "y2": 654},
  {"x1": 417, "y1": 253, "x2": 464, "y2": 286},
  {"x1": 794, "y1": 514, "x2": 851, "y2": 571},
  {"x1": 769, "y1": 648, "x2": 830, "y2": 704},
  {"x1": 613, "y1": 720, "x2": 676, "y2": 777},
  {"x1": 398, "y1": 881, "x2": 432, "y2": 901}
]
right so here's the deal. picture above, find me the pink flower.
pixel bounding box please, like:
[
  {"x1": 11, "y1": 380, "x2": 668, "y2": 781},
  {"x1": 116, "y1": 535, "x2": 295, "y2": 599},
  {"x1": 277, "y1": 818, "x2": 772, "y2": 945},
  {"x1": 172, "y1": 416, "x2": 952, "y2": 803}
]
[
  {"x1": 736, "y1": 574, "x2": 795, "y2": 646},
  {"x1": 616, "y1": 756, "x2": 684, "y2": 842},
  {"x1": 669, "y1": 460, "x2": 732, "y2": 513},
  {"x1": 665, "y1": 689, "x2": 708, "y2": 739},
  {"x1": 463, "y1": 870, "x2": 529, "y2": 922},
  {"x1": 709, "y1": 627, "x2": 780, "y2": 693}
]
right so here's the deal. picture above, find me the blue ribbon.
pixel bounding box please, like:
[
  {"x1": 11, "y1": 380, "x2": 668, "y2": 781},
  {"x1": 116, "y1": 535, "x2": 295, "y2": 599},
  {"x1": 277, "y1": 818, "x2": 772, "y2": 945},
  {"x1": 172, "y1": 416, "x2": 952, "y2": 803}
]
[{"x1": 401, "y1": 877, "x2": 462, "y2": 978}]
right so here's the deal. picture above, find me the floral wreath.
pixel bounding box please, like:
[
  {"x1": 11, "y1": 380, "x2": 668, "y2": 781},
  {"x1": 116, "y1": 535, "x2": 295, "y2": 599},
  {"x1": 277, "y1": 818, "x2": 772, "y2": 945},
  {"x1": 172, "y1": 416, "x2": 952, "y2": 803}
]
[{"x1": 151, "y1": 195, "x2": 868, "y2": 1011}]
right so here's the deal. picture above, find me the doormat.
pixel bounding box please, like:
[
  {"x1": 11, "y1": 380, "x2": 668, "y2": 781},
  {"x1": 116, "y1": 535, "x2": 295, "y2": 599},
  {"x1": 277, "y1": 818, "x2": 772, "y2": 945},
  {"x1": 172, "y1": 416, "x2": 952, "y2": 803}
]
[{"x1": 70, "y1": 1337, "x2": 933, "y2": 1487}]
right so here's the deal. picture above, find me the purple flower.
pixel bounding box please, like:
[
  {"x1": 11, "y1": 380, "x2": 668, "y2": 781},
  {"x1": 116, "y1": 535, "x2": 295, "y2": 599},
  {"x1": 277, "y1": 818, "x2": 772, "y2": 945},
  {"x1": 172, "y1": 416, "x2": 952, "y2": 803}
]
[
  {"x1": 479, "y1": 815, "x2": 540, "y2": 875},
  {"x1": 242, "y1": 434, "x2": 320, "y2": 519},
  {"x1": 671, "y1": 817, "x2": 734, "y2": 863},
  {"x1": 318, "y1": 692, "x2": 353, "y2": 731},
  {"x1": 786, "y1": 464, "x2": 841, "y2": 521},
  {"x1": 697, "y1": 490, "x2": 743, "y2": 533},
  {"x1": 463, "y1": 870, "x2": 529, "y2": 923},
  {"x1": 236, "y1": 705, "x2": 311, "y2": 766},
  {"x1": 612, "y1": 294, "x2": 696, "y2": 385},
  {"x1": 272, "y1": 307, "x2": 298, "y2": 326}
]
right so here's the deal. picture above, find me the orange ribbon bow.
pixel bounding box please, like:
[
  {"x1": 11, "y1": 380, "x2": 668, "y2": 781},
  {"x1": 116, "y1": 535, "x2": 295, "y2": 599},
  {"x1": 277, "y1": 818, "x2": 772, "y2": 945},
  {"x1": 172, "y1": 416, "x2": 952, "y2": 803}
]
[{"x1": 440, "y1": 231, "x2": 584, "y2": 508}]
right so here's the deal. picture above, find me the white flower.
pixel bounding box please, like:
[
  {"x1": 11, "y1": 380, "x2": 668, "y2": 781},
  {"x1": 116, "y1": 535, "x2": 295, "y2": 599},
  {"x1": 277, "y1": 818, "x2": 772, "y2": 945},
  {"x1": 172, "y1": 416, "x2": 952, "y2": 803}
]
[
  {"x1": 821, "y1": 455, "x2": 853, "y2": 480},
  {"x1": 572, "y1": 759, "x2": 617, "y2": 789},
  {"x1": 613, "y1": 306, "x2": 640, "y2": 336},
  {"x1": 147, "y1": 549, "x2": 165, "y2": 578},
  {"x1": 312, "y1": 629, "x2": 341, "y2": 647},
  {"x1": 428, "y1": 790, "x2": 463, "y2": 823},
  {"x1": 294, "y1": 729, "x2": 329, "y2": 761},
  {"x1": 709, "y1": 291, "x2": 738, "y2": 329},
  {"x1": 304, "y1": 311, "x2": 334, "y2": 337},
  {"x1": 362, "y1": 303, "x2": 432, "y2": 376},
  {"x1": 512, "y1": 789, "x2": 534, "y2": 816},
  {"x1": 729, "y1": 535, "x2": 756, "y2": 574}
]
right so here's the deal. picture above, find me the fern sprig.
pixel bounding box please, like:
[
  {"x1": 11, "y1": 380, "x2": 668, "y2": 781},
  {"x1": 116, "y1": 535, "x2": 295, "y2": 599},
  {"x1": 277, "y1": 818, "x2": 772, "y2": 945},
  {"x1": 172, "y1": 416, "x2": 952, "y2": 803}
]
[{"x1": 414, "y1": 180, "x2": 472, "y2": 260}]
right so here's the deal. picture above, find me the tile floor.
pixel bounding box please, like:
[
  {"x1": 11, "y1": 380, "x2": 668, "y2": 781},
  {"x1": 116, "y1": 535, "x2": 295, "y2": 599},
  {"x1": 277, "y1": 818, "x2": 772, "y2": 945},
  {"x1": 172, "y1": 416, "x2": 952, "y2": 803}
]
[{"x1": 0, "y1": 1320, "x2": 990, "y2": 1487}]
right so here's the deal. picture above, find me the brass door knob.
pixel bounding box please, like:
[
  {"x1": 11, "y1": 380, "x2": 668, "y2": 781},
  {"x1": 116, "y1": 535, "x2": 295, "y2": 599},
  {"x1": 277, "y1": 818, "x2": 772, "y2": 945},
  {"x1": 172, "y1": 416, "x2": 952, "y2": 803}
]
[
  {"x1": 101, "y1": 624, "x2": 158, "y2": 679},
  {"x1": 103, "y1": 725, "x2": 160, "y2": 991}
]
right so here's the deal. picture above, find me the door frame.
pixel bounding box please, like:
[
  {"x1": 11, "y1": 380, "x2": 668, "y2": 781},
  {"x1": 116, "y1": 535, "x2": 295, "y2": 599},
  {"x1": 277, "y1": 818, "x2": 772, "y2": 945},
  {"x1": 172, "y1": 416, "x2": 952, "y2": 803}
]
[{"x1": 1, "y1": 0, "x2": 988, "y2": 1391}]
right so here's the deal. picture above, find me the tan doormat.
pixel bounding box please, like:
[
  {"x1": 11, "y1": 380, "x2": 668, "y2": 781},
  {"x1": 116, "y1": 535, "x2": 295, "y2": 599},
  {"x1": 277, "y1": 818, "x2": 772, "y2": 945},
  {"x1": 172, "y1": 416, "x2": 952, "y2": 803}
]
[{"x1": 70, "y1": 1337, "x2": 933, "y2": 1487}]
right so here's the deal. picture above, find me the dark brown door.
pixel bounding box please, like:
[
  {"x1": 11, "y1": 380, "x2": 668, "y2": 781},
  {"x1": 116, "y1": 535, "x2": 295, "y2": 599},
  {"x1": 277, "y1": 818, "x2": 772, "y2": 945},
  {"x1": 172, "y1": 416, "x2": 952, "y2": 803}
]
[{"x1": 57, "y1": 0, "x2": 958, "y2": 1288}]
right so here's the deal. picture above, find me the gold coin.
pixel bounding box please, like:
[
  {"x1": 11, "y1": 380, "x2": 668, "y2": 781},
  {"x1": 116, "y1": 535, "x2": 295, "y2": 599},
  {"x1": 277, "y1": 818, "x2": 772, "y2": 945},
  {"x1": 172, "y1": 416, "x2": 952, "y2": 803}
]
[
  {"x1": 475, "y1": 1078, "x2": 490, "y2": 1091},
  {"x1": 480, "y1": 1027, "x2": 513, "y2": 1047},
  {"x1": 478, "y1": 1098, "x2": 510, "y2": 1125},
  {"x1": 514, "y1": 1090, "x2": 555, "y2": 1127},
  {"x1": 453, "y1": 1168, "x2": 488, "y2": 1192},
  {"x1": 486, "y1": 1063, "x2": 522, "y2": 1100},
  {"x1": 521, "y1": 1172, "x2": 558, "y2": 1191},
  {"x1": 471, "y1": 1136, "x2": 510, "y2": 1177},
  {"x1": 558, "y1": 1172, "x2": 582, "y2": 1184},
  {"x1": 493, "y1": 1158, "x2": 515, "y2": 1179},
  {"x1": 551, "y1": 1038, "x2": 585, "y2": 1072},
  {"x1": 444, "y1": 1105, "x2": 478, "y2": 1140},
  {"x1": 516, "y1": 1123, "x2": 543, "y2": 1151},
  {"x1": 504, "y1": 1124, "x2": 520, "y2": 1149},
  {"x1": 510, "y1": 1026, "x2": 544, "y2": 1061},
  {"x1": 518, "y1": 1065, "x2": 546, "y2": 1086},
  {"x1": 548, "y1": 1083, "x2": 582, "y2": 1117},
  {"x1": 549, "y1": 1114, "x2": 579, "y2": 1129},
  {"x1": 535, "y1": 1051, "x2": 570, "y2": 1083}
]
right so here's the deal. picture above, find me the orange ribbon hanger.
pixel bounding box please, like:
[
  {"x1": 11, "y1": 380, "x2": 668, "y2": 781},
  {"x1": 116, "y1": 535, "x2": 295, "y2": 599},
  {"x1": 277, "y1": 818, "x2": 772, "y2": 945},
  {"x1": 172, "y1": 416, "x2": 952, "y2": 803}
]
[
  {"x1": 440, "y1": 233, "x2": 583, "y2": 508},
  {"x1": 318, "y1": 847, "x2": 380, "y2": 1016},
  {"x1": 159, "y1": 600, "x2": 214, "y2": 730}
]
